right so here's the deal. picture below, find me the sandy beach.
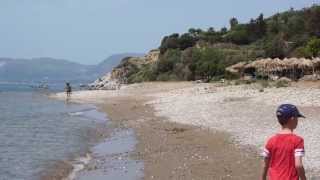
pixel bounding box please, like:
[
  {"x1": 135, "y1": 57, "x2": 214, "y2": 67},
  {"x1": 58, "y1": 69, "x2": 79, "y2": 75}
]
[{"x1": 53, "y1": 81, "x2": 320, "y2": 179}]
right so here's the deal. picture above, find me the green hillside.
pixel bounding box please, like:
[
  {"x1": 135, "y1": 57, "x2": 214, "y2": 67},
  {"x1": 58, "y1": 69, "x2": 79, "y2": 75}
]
[{"x1": 126, "y1": 5, "x2": 320, "y2": 83}]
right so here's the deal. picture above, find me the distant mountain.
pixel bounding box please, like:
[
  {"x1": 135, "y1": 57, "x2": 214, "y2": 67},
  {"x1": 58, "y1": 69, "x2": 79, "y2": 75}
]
[
  {"x1": 0, "y1": 53, "x2": 144, "y2": 83},
  {"x1": 0, "y1": 57, "x2": 94, "y2": 83}
]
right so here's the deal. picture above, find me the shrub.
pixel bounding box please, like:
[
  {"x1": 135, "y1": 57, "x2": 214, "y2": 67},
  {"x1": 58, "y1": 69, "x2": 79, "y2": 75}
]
[
  {"x1": 156, "y1": 73, "x2": 179, "y2": 81},
  {"x1": 127, "y1": 64, "x2": 157, "y2": 83},
  {"x1": 306, "y1": 37, "x2": 320, "y2": 57},
  {"x1": 191, "y1": 48, "x2": 226, "y2": 81},
  {"x1": 234, "y1": 80, "x2": 242, "y2": 85},
  {"x1": 259, "y1": 80, "x2": 270, "y2": 88},
  {"x1": 275, "y1": 80, "x2": 290, "y2": 88},
  {"x1": 156, "y1": 49, "x2": 181, "y2": 73},
  {"x1": 292, "y1": 47, "x2": 312, "y2": 58},
  {"x1": 224, "y1": 71, "x2": 240, "y2": 80},
  {"x1": 264, "y1": 35, "x2": 286, "y2": 58}
]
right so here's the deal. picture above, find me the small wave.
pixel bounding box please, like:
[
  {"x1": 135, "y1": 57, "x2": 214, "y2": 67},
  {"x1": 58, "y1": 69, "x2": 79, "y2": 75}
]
[
  {"x1": 68, "y1": 112, "x2": 85, "y2": 116},
  {"x1": 67, "y1": 108, "x2": 96, "y2": 117},
  {"x1": 68, "y1": 109, "x2": 108, "y2": 123}
]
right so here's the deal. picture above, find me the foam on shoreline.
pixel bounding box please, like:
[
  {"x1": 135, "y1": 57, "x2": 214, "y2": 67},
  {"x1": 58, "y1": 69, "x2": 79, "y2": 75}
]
[
  {"x1": 64, "y1": 154, "x2": 92, "y2": 180},
  {"x1": 50, "y1": 93, "x2": 143, "y2": 180},
  {"x1": 38, "y1": 101, "x2": 110, "y2": 180}
]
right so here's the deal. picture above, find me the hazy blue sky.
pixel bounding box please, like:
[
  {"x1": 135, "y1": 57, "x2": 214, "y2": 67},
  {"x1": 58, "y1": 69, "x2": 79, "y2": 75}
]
[{"x1": 0, "y1": 0, "x2": 318, "y2": 64}]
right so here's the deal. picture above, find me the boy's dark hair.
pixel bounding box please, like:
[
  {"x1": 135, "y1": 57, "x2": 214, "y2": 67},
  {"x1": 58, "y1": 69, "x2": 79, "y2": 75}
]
[{"x1": 277, "y1": 116, "x2": 291, "y2": 126}]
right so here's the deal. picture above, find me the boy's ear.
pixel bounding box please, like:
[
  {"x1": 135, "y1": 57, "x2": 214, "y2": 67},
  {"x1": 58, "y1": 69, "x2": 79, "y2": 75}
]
[
  {"x1": 286, "y1": 117, "x2": 294, "y2": 123},
  {"x1": 288, "y1": 116, "x2": 298, "y2": 123}
]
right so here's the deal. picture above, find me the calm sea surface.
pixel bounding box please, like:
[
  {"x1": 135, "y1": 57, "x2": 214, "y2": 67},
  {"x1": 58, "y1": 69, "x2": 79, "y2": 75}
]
[{"x1": 0, "y1": 84, "x2": 107, "y2": 180}]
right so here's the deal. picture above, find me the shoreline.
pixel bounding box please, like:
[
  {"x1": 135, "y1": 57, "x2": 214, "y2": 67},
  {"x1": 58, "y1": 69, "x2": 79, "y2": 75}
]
[
  {"x1": 45, "y1": 95, "x2": 145, "y2": 180},
  {"x1": 102, "y1": 95, "x2": 262, "y2": 179},
  {"x1": 52, "y1": 81, "x2": 320, "y2": 179},
  {"x1": 39, "y1": 101, "x2": 113, "y2": 180},
  {"x1": 51, "y1": 82, "x2": 262, "y2": 179}
]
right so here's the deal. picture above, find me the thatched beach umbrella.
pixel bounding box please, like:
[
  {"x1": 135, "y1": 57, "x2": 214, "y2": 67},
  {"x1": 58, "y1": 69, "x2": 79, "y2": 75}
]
[
  {"x1": 282, "y1": 58, "x2": 291, "y2": 68},
  {"x1": 281, "y1": 58, "x2": 296, "y2": 79},
  {"x1": 312, "y1": 58, "x2": 320, "y2": 74},
  {"x1": 297, "y1": 58, "x2": 314, "y2": 76},
  {"x1": 226, "y1": 62, "x2": 247, "y2": 74},
  {"x1": 271, "y1": 58, "x2": 285, "y2": 72},
  {"x1": 256, "y1": 59, "x2": 268, "y2": 71},
  {"x1": 260, "y1": 58, "x2": 280, "y2": 74},
  {"x1": 289, "y1": 57, "x2": 297, "y2": 69},
  {"x1": 232, "y1": 62, "x2": 247, "y2": 70},
  {"x1": 247, "y1": 58, "x2": 272, "y2": 75},
  {"x1": 232, "y1": 57, "x2": 319, "y2": 80},
  {"x1": 313, "y1": 58, "x2": 320, "y2": 67},
  {"x1": 246, "y1": 59, "x2": 261, "y2": 68},
  {"x1": 298, "y1": 58, "x2": 313, "y2": 70}
]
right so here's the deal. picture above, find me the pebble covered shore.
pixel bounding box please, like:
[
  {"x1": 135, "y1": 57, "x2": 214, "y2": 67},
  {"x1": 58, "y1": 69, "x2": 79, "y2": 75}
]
[{"x1": 148, "y1": 84, "x2": 320, "y2": 176}]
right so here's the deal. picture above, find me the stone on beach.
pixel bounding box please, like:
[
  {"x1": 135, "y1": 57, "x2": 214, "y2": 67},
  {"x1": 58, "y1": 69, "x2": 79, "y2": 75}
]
[{"x1": 53, "y1": 82, "x2": 320, "y2": 176}]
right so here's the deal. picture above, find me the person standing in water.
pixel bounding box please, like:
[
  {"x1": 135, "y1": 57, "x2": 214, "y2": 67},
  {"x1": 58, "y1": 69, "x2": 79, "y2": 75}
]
[{"x1": 65, "y1": 82, "x2": 72, "y2": 98}]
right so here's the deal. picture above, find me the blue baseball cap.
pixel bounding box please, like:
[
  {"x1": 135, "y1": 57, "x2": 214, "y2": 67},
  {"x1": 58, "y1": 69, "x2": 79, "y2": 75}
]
[{"x1": 276, "y1": 104, "x2": 305, "y2": 119}]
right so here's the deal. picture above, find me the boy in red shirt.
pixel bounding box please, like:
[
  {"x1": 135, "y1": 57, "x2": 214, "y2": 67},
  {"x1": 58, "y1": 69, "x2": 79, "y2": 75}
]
[{"x1": 261, "y1": 104, "x2": 307, "y2": 180}]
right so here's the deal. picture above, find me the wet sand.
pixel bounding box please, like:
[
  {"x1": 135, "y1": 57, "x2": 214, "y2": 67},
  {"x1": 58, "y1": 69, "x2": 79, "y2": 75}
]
[
  {"x1": 52, "y1": 81, "x2": 320, "y2": 179},
  {"x1": 40, "y1": 161, "x2": 73, "y2": 180},
  {"x1": 56, "y1": 82, "x2": 320, "y2": 179},
  {"x1": 74, "y1": 128, "x2": 143, "y2": 180},
  {"x1": 39, "y1": 108, "x2": 113, "y2": 180},
  {"x1": 50, "y1": 82, "x2": 320, "y2": 179},
  {"x1": 54, "y1": 82, "x2": 262, "y2": 179},
  {"x1": 100, "y1": 96, "x2": 261, "y2": 180}
]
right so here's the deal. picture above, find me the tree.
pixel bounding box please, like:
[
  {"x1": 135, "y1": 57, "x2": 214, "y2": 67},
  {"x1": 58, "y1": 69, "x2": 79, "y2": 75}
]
[
  {"x1": 287, "y1": 15, "x2": 305, "y2": 37},
  {"x1": 225, "y1": 24, "x2": 250, "y2": 44},
  {"x1": 208, "y1": 27, "x2": 215, "y2": 33},
  {"x1": 306, "y1": 38, "x2": 320, "y2": 57},
  {"x1": 305, "y1": 5, "x2": 320, "y2": 36},
  {"x1": 188, "y1": 28, "x2": 202, "y2": 38},
  {"x1": 247, "y1": 14, "x2": 266, "y2": 41},
  {"x1": 179, "y1": 33, "x2": 196, "y2": 50},
  {"x1": 230, "y1": 17, "x2": 239, "y2": 30},
  {"x1": 265, "y1": 34, "x2": 287, "y2": 58},
  {"x1": 268, "y1": 13, "x2": 281, "y2": 34},
  {"x1": 256, "y1": 13, "x2": 267, "y2": 38},
  {"x1": 159, "y1": 33, "x2": 180, "y2": 54},
  {"x1": 191, "y1": 48, "x2": 226, "y2": 81},
  {"x1": 220, "y1": 27, "x2": 228, "y2": 34},
  {"x1": 188, "y1": 28, "x2": 197, "y2": 37},
  {"x1": 156, "y1": 49, "x2": 181, "y2": 73}
]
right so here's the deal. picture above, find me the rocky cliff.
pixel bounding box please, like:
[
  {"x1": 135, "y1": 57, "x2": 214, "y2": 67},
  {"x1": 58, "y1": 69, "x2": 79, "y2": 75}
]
[{"x1": 89, "y1": 50, "x2": 160, "y2": 90}]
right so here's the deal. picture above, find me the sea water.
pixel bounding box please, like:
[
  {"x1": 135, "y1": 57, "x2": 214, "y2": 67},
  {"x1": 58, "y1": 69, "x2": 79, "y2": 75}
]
[{"x1": 0, "y1": 84, "x2": 107, "y2": 180}]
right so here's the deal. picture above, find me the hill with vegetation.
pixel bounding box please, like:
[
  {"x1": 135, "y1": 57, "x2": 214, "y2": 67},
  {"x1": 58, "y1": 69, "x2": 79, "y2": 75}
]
[
  {"x1": 117, "y1": 5, "x2": 320, "y2": 83},
  {"x1": 94, "y1": 53, "x2": 145, "y2": 76}
]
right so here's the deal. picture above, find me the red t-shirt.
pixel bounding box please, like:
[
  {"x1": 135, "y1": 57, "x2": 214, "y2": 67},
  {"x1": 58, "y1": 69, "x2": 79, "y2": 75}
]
[{"x1": 262, "y1": 134, "x2": 305, "y2": 180}]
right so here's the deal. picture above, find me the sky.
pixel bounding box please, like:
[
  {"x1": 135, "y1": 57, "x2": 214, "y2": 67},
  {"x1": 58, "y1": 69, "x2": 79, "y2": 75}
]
[{"x1": 0, "y1": 0, "x2": 319, "y2": 65}]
